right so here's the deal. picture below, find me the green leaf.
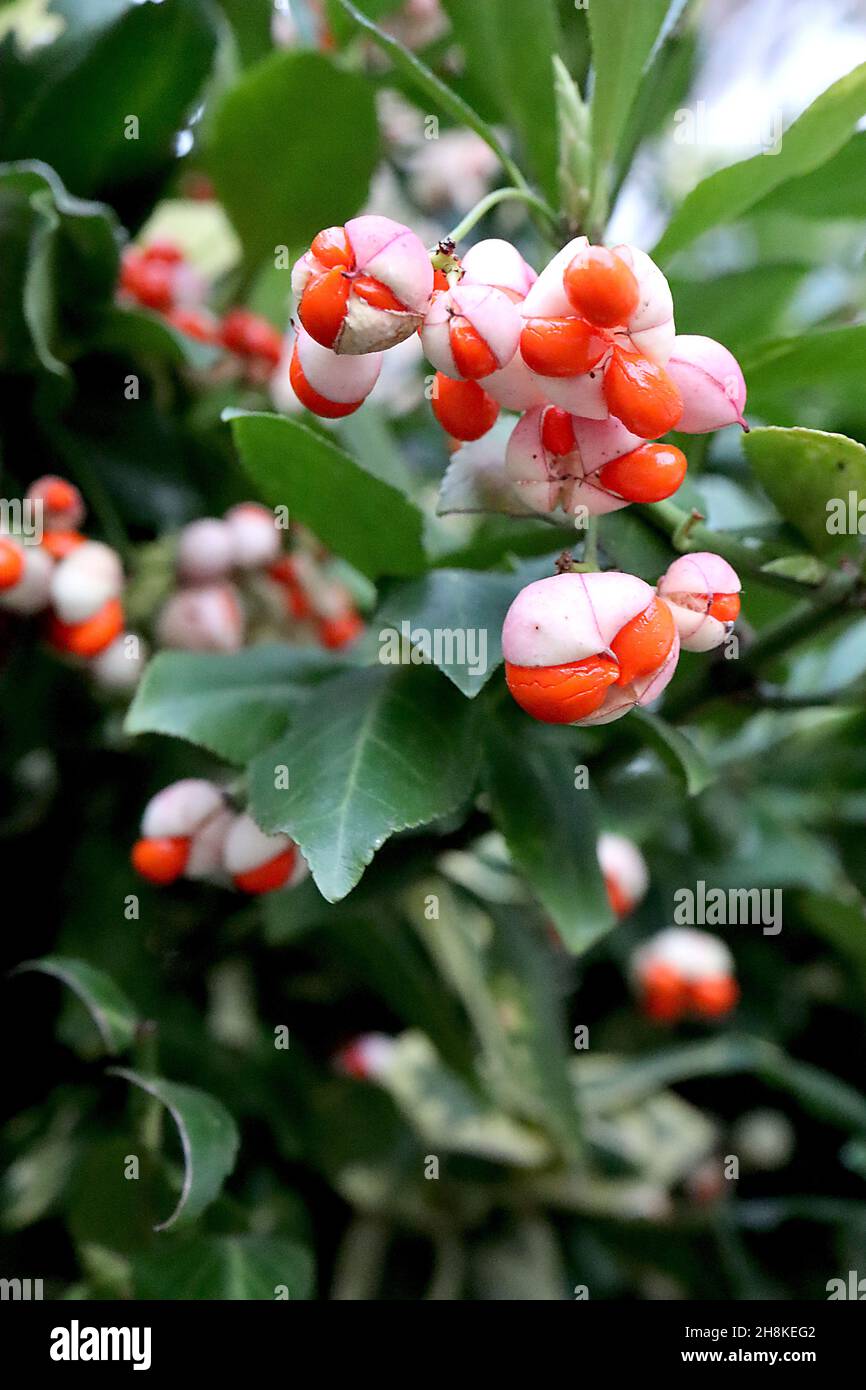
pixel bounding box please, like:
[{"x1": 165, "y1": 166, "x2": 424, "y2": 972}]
[
  {"x1": 229, "y1": 412, "x2": 428, "y2": 580},
  {"x1": 12, "y1": 956, "x2": 138, "y2": 1054},
  {"x1": 0, "y1": 0, "x2": 220, "y2": 201},
  {"x1": 744, "y1": 426, "x2": 866, "y2": 557},
  {"x1": 668, "y1": 264, "x2": 808, "y2": 358},
  {"x1": 587, "y1": 0, "x2": 675, "y2": 219},
  {"x1": 741, "y1": 325, "x2": 866, "y2": 398},
  {"x1": 749, "y1": 130, "x2": 866, "y2": 221},
  {"x1": 125, "y1": 645, "x2": 350, "y2": 764},
  {"x1": 372, "y1": 568, "x2": 528, "y2": 697},
  {"x1": 441, "y1": 0, "x2": 562, "y2": 203},
  {"x1": 797, "y1": 891, "x2": 866, "y2": 990},
  {"x1": 108, "y1": 1070, "x2": 240, "y2": 1231},
  {"x1": 379, "y1": 1031, "x2": 552, "y2": 1167},
  {"x1": 578, "y1": 1035, "x2": 866, "y2": 1133},
  {"x1": 406, "y1": 877, "x2": 583, "y2": 1152},
  {"x1": 249, "y1": 664, "x2": 481, "y2": 901},
  {"x1": 133, "y1": 1234, "x2": 314, "y2": 1300},
  {"x1": 208, "y1": 48, "x2": 378, "y2": 266},
  {"x1": 483, "y1": 707, "x2": 614, "y2": 954},
  {"x1": 628, "y1": 708, "x2": 714, "y2": 797},
  {"x1": 655, "y1": 62, "x2": 866, "y2": 262},
  {"x1": 0, "y1": 160, "x2": 120, "y2": 375}
]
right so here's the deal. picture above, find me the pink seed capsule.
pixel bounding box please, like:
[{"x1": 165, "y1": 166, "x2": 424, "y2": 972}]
[
  {"x1": 597, "y1": 832, "x2": 649, "y2": 917},
  {"x1": 222, "y1": 812, "x2": 300, "y2": 894},
  {"x1": 502, "y1": 570, "x2": 679, "y2": 727},
  {"x1": 460, "y1": 237, "x2": 537, "y2": 300},
  {"x1": 49, "y1": 541, "x2": 124, "y2": 625},
  {"x1": 177, "y1": 519, "x2": 236, "y2": 582},
  {"x1": 224, "y1": 503, "x2": 281, "y2": 571},
  {"x1": 664, "y1": 335, "x2": 747, "y2": 433},
  {"x1": 657, "y1": 551, "x2": 742, "y2": 652},
  {"x1": 90, "y1": 632, "x2": 148, "y2": 692},
  {"x1": 0, "y1": 542, "x2": 53, "y2": 615},
  {"x1": 157, "y1": 583, "x2": 244, "y2": 652},
  {"x1": 141, "y1": 779, "x2": 225, "y2": 839},
  {"x1": 422, "y1": 282, "x2": 521, "y2": 380},
  {"x1": 26, "y1": 475, "x2": 86, "y2": 532},
  {"x1": 293, "y1": 215, "x2": 434, "y2": 355},
  {"x1": 290, "y1": 323, "x2": 383, "y2": 418},
  {"x1": 334, "y1": 1033, "x2": 397, "y2": 1081}
]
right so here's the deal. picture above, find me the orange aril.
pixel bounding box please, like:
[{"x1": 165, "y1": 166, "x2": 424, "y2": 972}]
[
  {"x1": 541, "y1": 406, "x2": 576, "y2": 456},
  {"x1": 449, "y1": 318, "x2": 498, "y2": 379},
  {"x1": 311, "y1": 226, "x2": 355, "y2": 269},
  {"x1": 289, "y1": 346, "x2": 361, "y2": 419},
  {"x1": 234, "y1": 847, "x2": 296, "y2": 895},
  {"x1": 47, "y1": 597, "x2": 124, "y2": 658},
  {"x1": 299, "y1": 267, "x2": 352, "y2": 348},
  {"x1": 42, "y1": 531, "x2": 85, "y2": 560},
  {"x1": 564, "y1": 246, "x2": 640, "y2": 328},
  {"x1": 604, "y1": 873, "x2": 633, "y2": 919},
  {"x1": 520, "y1": 317, "x2": 609, "y2": 377},
  {"x1": 598, "y1": 441, "x2": 687, "y2": 502},
  {"x1": 0, "y1": 538, "x2": 24, "y2": 590},
  {"x1": 708, "y1": 592, "x2": 741, "y2": 622},
  {"x1": 642, "y1": 962, "x2": 688, "y2": 1022},
  {"x1": 431, "y1": 373, "x2": 499, "y2": 441},
  {"x1": 43, "y1": 478, "x2": 79, "y2": 513},
  {"x1": 318, "y1": 611, "x2": 364, "y2": 649},
  {"x1": 610, "y1": 598, "x2": 675, "y2": 688},
  {"x1": 603, "y1": 347, "x2": 683, "y2": 438},
  {"x1": 689, "y1": 975, "x2": 739, "y2": 1018},
  {"x1": 132, "y1": 835, "x2": 190, "y2": 885},
  {"x1": 505, "y1": 655, "x2": 619, "y2": 723},
  {"x1": 351, "y1": 275, "x2": 408, "y2": 313}
]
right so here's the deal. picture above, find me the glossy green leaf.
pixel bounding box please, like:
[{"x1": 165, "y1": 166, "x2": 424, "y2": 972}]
[
  {"x1": 655, "y1": 61, "x2": 866, "y2": 261},
  {"x1": 579, "y1": 1035, "x2": 866, "y2": 1132},
  {"x1": 741, "y1": 325, "x2": 866, "y2": 398},
  {"x1": 749, "y1": 130, "x2": 866, "y2": 221},
  {"x1": 629, "y1": 708, "x2": 714, "y2": 797},
  {"x1": 483, "y1": 707, "x2": 614, "y2": 953},
  {"x1": 229, "y1": 412, "x2": 428, "y2": 580},
  {"x1": 372, "y1": 568, "x2": 528, "y2": 697},
  {"x1": 441, "y1": 0, "x2": 562, "y2": 202},
  {"x1": 744, "y1": 425, "x2": 866, "y2": 556},
  {"x1": 208, "y1": 48, "x2": 378, "y2": 265},
  {"x1": 406, "y1": 876, "x2": 583, "y2": 1152},
  {"x1": 125, "y1": 645, "x2": 350, "y2": 764},
  {"x1": 13, "y1": 956, "x2": 138, "y2": 1054},
  {"x1": 0, "y1": 160, "x2": 120, "y2": 375},
  {"x1": 379, "y1": 1031, "x2": 552, "y2": 1167},
  {"x1": 668, "y1": 264, "x2": 808, "y2": 357},
  {"x1": 108, "y1": 1069, "x2": 240, "y2": 1231},
  {"x1": 133, "y1": 1233, "x2": 314, "y2": 1300},
  {"x1": 0, "y1": 0, "x2": 220, "y2": 201},
  {"x1": 249, "y1": 664, "x2": 481, "y2": 901},
  {"x1": 588, "y1": 0, "x2": 674, "y2": 214}
]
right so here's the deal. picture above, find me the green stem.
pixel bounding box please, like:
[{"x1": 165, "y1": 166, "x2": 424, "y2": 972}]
[
  {"x1": 582, "y1": 515, "x2": 599, "y2": 570},
  {"x1": 330, "y1": 1216, "x2": 390, "y2": 1300},
  {"x1": 447, "y1": 186, "x2": 560, "y2": 244},
  {"x1": 425, "y1": 1232, "x2": 465, "y2": 1301},
  {"x1": 640, "y1": 498, "x2": 830, "y2": 598},
  {"x1": 133, "y1": 1021, "x2": 163, "y2": 1154},
  {"x1": 336, "y1": 0, "x2": 559, "y2": 241}
]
